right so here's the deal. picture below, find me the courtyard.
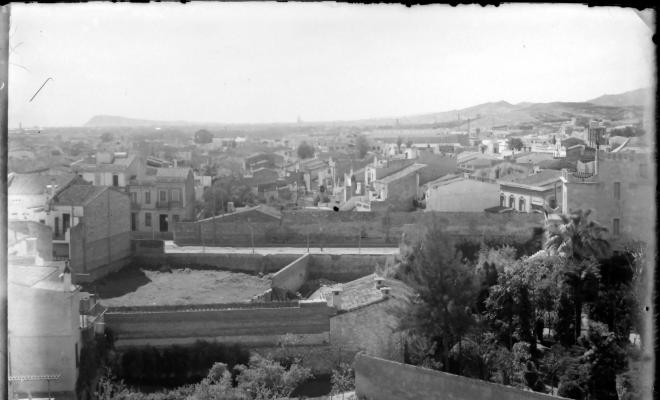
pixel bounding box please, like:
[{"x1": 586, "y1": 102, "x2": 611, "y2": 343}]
[{"x1": 89, "y1": 267, "x2": 272, "y2": 307}]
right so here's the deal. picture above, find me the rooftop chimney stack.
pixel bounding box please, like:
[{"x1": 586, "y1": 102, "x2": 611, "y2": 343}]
[
  {"x1": 330, "y1": 286, "x2": 343, "y2": 309},
  {"x1": 374, "y1": 275, "x2": 385, "y2": 289},
  {"x1": 380, "y1": 286, "x2": 391, "y2": 298}
]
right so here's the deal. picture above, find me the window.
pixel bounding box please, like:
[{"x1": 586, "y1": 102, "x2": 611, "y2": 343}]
[
  {"x1": 613, "y1": 218, "x2": 620, "y2": 236},
  {"x1": 518, "y1": 197, "x2": 526, "y2": 212},
  {"x1": 159, "y1": 190, "x2": 167, "y2": 202},
  {"x1": 145, "y1": 191, "x2": 151, "y2": 204},
  {"x1": 500, "y1": 194, "x2": 505, "y2": 207},
  {"x1": 172, "y1": 214, "x2": 180, "y2": 223},
  {"x1": 131, "y1": 213, "x2": 137, "y2": 231},
  {"x1": 112, "y1": 175, "x2": 119, "y2": 187},
  {"x1": 145, "y1": 212, "x2": 152, "y2": 227},
  {"x1": 130, "y1": 192, "x2": 137, "y2": 203},
  {"x1": 614, "y1": 182, "x2": 621, "y2": 200},
  {"x1": 171, "y1": 189, "x2": 181, "y2": 202},
  {"x1": 509, "y1": 195, "x2": 515, "y2": 208}
]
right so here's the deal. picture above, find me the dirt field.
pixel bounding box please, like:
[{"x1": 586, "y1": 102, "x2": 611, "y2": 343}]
[{"x1": 93, "y1": 268, "x2": 272, "y2": 307}]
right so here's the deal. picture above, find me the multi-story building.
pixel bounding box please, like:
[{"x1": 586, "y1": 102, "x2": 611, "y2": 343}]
[
  {"x1": 498, "y1": 169, "x2": 563, "y2": 213},
  {"x1": 127, "y1": 167, "x2": 195, "y2": 237},
  {"x1": 71, "y1": 151, "x2": 140, "y2": 188},
  {"x1": 560, "y1": 151, "x2": 653, "y2": 245},
  {"x1": 8, "y1": 262, "x2": 105, "y2": 399},
  {"x1": 8, "y1": 173, "x2": 83, "y2": 222},
  {"x1": 46, "y1": 184, "x2": 132, "y2": 280}
]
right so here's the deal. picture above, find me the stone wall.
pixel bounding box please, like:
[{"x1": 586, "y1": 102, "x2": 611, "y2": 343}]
[
  {"x1": 330, "y1": 299, "x2": 405, "y2": 363},
  {"x1": 271, "y1": 254, "x2": 310, "y2": 292},
  {"x1": 354, "y1": 353, "x2": 569, "y2": 400},
  {"x1": 134, "y1": 252, "x2": 298, "y2": 275},
  {"x1": 308, "y1": 254, "x2": 390, "y2": 282},
  {"x1": 105, "y1": 300, "x2": 334, "y2": 348},
  {"x1": 174, "y1": 211, "x2": 543, "y2": 247}
]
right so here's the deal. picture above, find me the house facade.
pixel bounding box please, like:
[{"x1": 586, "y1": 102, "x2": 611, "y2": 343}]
[
  {"x1": 8, "y1": 173, "x2": 82, "y2": 222},
  {"x1": 498, "y1": 169, "x2": 563, "y2": 213},
  {"x1": 71, "y1": 151, "x2": 140, "y2": 188},
  {"x1": 127, "y1": 167, "x2": 195, "y2": 237}
]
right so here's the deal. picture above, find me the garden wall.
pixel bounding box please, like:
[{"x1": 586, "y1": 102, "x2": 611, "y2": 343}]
[
  {"x1": 134, "y1": 252, "x2": 299, "y2": 275},
  {"x1": 271, "y1": 254, "x2": 310, "y2": 292},
  {"x1": 174, "y1": 211, "x2": 543, "y2": 247},
  {"x1": 355, "y1": 353, "x2": 568, "y2": 400},
  {"x1": 105, "y1": 300, "x2": 334, "y2": 348}
]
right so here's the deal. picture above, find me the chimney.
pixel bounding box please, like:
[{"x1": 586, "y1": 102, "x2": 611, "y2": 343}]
[
  {"x1": 380, "y1": 286, "x2": 391, "y2": 298},
  {"x1": 594, "y1": 148, "x2": 599, "y2": 176},
  {"x1": 61, "y1": 260, "x2": 74, "y2": 292},
  {"x1": 374, "y1": 275, "x2": 385, "y2": 289},
  {"x1": 330, "y1": 286, "x2": 343, "y2": 309}
]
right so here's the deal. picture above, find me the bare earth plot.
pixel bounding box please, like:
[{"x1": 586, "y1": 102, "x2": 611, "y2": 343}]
[{"x1": 95, "y1": 268, "x2": 272, "y2": 307}]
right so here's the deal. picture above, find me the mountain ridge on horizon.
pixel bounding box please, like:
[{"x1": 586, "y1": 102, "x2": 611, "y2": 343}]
[{"x1": 83, "y1": 87, "x2": 651, "y2": 129}]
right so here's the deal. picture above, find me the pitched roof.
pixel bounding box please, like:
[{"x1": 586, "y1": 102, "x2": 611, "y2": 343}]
[
  {"x1": 155, "y1": 167, "x2": 191, "y2": 179},
  {"x1": 499, "y1": 169, "x2": 562, "y2": 187},
  {"x1": 8, "y1": 174, "x2": 79, "y2": 196},
  {"x1": 51, "y1": 184, "x2": 108, "y2": 206},
  {"x1": 376, "y1": 163, "x2": 426, "y2": 184},
  {"x1": 309, "y1": 273, "x2": 413, "y2": 312}
]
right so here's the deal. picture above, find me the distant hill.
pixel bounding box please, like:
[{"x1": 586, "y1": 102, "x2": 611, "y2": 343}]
[
  {"x1": 586, "y1": 87, "x2": 651, "y2": 107},
  {"x1": 84, "y1": 87, "x2": 649, "y2": 130}
]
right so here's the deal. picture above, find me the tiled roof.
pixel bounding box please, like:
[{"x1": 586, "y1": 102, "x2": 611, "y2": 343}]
[
  {"x1": 309, "y1": 273, "x2": 413, "y2": 312},
  {"x1": 9, "y1": 174, "x2": 78, "y2": 196},
  {"x1": 499, "y1": 169, "x2": 562, "y2": 187},
  {"x1": 155, "y1": 167, "x2": 191, "y2": 179},
  {"x1": 51, "y1": 184, "x2": 108, "y2": 206}
]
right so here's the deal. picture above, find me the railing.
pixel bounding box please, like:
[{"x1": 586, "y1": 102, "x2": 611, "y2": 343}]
[{"x1": 156, "y1": 201, "x2": 170, "y2": 209}]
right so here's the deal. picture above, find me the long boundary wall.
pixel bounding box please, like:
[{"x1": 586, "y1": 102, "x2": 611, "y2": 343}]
[
  {"x1": 174, "y1": 211, "x2": 544, "y2": 246},
  {"x1": 355, "y1": 353, "x2": 568, "y2": 400},
  {"x1": 105, "y1": 300, "x2": 335, "y2": 348}
]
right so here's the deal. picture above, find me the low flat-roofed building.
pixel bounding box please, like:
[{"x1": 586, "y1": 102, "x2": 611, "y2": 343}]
[{"x1": 498, "y1": 169, "x2": 563, "y2": 213}]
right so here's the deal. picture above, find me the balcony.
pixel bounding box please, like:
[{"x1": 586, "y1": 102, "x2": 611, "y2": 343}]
[
  {"x1": 155, "y1": 200, "x2": 184, "y2": 210},
  {"x1": 131, "y1": 202, "x2": 141, "y2": 210}
]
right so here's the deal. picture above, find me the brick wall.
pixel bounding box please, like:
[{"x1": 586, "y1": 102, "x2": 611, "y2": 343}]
[
  {"x1": 271, "y1": 254, "x2": 310, "y2": 292},
  {"x1": 105, "y1": 300, "x2": 334, "y2": 348},
  {"x1": 355, "y1": 353, "x2": 569, "y2": 400}
]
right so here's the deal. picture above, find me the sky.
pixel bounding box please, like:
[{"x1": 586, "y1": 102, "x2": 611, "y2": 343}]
[{"x1": 7, "y1": 3, "x2": 655, "y2": 128}]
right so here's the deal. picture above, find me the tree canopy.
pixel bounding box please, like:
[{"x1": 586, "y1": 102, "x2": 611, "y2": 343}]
[
  {"x1": 297, "y1": 141, "x2": 315, "y2": 159},
  {"x1": 355, "y1": 134, "x2": 369, "y2": 158},
  {"x1": 194, "y1": 129, "x2": 214, "y2": 144}
]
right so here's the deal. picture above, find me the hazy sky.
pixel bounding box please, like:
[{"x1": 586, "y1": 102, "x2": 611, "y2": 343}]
[{"x1": 8, "y1": 3, "x2": 655, "y2": 128}]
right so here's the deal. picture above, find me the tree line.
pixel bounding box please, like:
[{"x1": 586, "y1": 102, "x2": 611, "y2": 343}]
[{"x1": 395, "y1": 210, "x2": 644, "y2": 400}]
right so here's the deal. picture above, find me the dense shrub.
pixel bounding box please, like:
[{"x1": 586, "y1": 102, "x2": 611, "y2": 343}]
[{"x1": 112, "y1": 341, "x2": 250, "y2": 388}]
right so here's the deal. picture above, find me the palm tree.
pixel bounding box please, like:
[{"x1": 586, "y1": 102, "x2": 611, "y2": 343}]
[
  {"x1": 543, "y1": 209, "x2": 611, "y2": 261},
  {"x1": 544, "y1": 209, "x2": 610, "y2": 345}
]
